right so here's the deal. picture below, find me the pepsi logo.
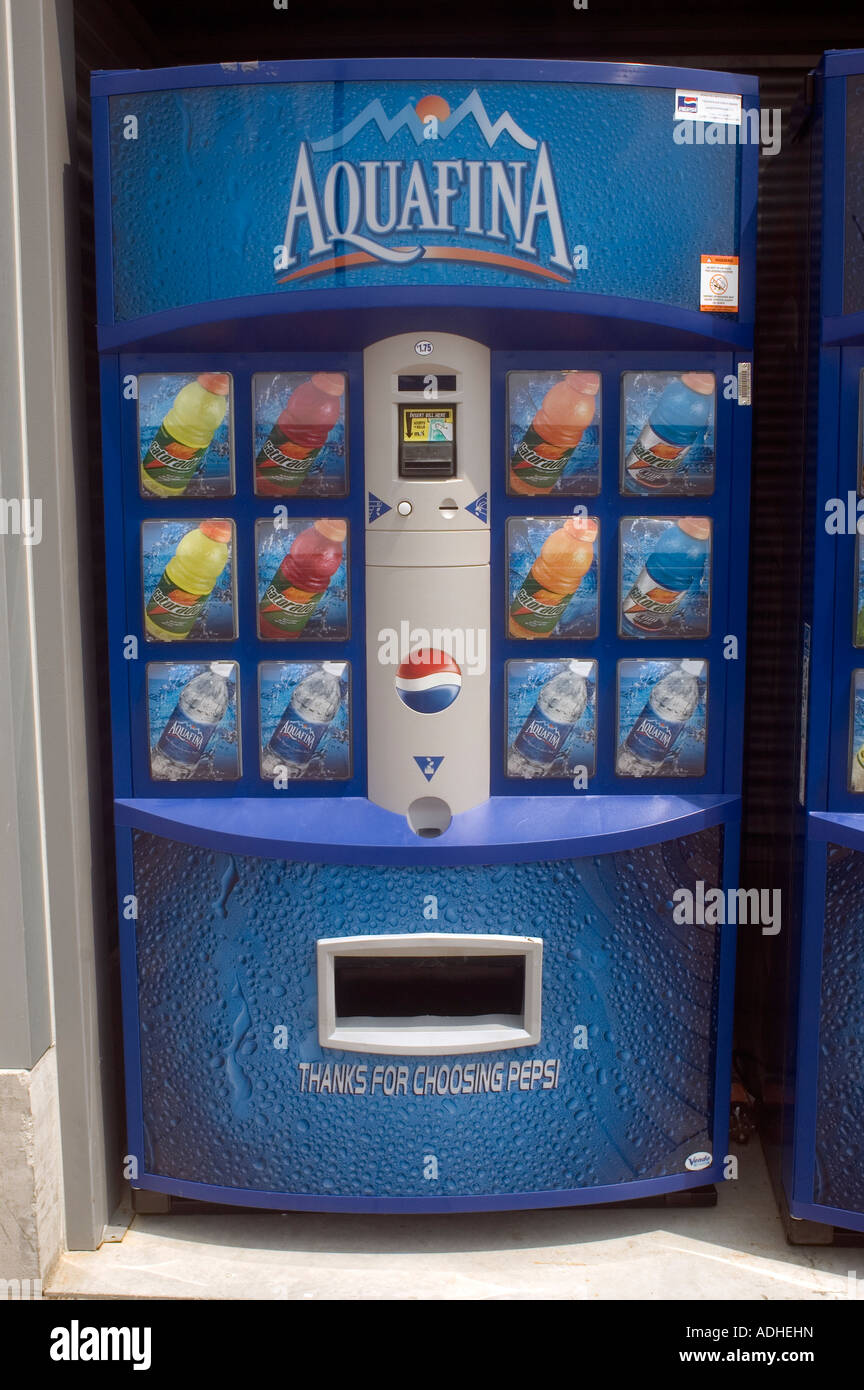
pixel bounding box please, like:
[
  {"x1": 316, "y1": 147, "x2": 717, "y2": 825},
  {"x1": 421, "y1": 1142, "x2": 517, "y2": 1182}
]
[{"x1": 395, "y1": 648, "x2": 462, "y2": 714}]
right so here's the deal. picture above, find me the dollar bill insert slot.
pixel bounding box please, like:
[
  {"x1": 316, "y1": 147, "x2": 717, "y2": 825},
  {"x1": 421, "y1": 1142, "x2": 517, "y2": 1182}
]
[
  {"x1": 398, "y1": 403, "x2": 457, "y2": 480},
  {"x1": 317, "y1": 933, "x2": 542, "y2": 1055}
]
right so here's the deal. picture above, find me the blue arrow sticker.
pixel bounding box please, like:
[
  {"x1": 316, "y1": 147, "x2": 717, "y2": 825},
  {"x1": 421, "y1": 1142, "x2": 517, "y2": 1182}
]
[
  {"x1": 368, "y1": 493, "x2": 392, "y2": 523},
  {"x1": 414, "y1": 755, "x2": 444, "y2": 782},
  {"x1": 465, "y1": 492, "x2": 488, "y2": 523}
]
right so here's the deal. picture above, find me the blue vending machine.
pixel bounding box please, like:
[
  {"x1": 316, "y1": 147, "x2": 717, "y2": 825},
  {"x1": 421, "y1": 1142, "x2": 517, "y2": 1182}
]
[
  {"x1": 92, "y1": 58, "x2": 757, "y2": 1212},
  {"x1": 781, "y1": 50, "x2": 864, "y2": 1237}
]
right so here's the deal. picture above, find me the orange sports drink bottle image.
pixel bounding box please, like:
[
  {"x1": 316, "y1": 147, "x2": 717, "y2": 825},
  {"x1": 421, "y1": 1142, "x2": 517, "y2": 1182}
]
[
  {"x1": 509, "y1": 517, "x2": 598, "y2": 638},
  {"x1": 258, "y1": 519, "x2": 347, "y2": 639},
  {"x1": 145, "y1": 520, "x2": 232, "y2": 640},
  {"x1": 255, "y1": 374, "x2": 345, "y2": 496},
  {"x1": 509, "y1": 371, "x2": 600, "y2": 495},
  {"x1": 140, "y1": 373, "x2": 230, "y2": 497}
]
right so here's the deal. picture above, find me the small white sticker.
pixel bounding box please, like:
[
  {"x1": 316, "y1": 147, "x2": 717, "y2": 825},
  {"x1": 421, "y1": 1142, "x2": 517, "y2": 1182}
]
[
  {"x1": 675, "y1": 90, "x2": 742, "y2": 126},
  {"x1": 685, "y1": 1151, "x2": 713, "y2": 1171},
  {"x1": 414, "y1": 340, "x2": 434, "y2": 356},
  {"x1": 700, "y1": 254, "x2": 739, "y2": 312}
]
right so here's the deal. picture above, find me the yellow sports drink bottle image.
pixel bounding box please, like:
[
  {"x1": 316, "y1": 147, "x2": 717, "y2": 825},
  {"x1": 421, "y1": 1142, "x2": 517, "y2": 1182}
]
[
  {"x1": 140, "y1": 374, "x2": 230, "y2": 497},
  {"x1": 145, "y1": 520, "x2": 232, "y2": 640}
]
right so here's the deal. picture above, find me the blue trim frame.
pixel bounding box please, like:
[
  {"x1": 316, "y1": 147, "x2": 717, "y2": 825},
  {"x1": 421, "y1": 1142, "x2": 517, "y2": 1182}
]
[
  {"x1": 126, "y1": 1165, "x2": 727, "y2": 1215},
  {"x1": 96, "y1": 290, "x2": 755, "y2": 357},
  {"x1": 91, "y1": 57, "x2": 759, "y2": 100},
  {"x1": 489, "y1": 349, "x2": 744, "y2": 799},
  {"x1": 112, "y1": 351, "x2": 367, "y2": 801},
  {"x1": 784, "y1": 53, "x2": 864, "y2": 1234},
  {"x1": 115, "y1": 791, "x2": 740, "y2": 864}
]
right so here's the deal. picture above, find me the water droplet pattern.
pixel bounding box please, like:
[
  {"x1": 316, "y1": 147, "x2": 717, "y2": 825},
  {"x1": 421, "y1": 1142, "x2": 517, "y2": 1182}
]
[{"x1": 133, "y1": 826, "x2": 722, "y2": 1198}]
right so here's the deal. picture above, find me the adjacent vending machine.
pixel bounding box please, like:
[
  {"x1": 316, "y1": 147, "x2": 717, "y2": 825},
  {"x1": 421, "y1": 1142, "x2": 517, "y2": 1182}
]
[
  {"x1": 779, "y1": 49, "x2": 864, "y2": 1236},
  {"x1": 92, "y1": 58, "x2": 757, "y2": 1212}
]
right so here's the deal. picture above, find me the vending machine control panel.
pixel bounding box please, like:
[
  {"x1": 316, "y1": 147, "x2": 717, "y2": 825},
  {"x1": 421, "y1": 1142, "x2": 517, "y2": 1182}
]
[{"x1": 365, "y1": 332, "x2": 490, "y2": 827}]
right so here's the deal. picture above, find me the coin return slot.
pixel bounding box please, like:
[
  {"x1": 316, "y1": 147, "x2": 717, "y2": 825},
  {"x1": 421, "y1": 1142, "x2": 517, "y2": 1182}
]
[{"x1": 317, "y1": 934, "x2": 542, "y2": 1055}]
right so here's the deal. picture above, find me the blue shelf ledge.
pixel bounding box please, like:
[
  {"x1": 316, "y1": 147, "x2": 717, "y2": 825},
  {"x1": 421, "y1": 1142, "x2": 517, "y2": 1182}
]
[
  {"x1": 809, "y1": 810, "x2": 864, "y2": 852},
  {"x1": 115, "y1": 793, "x2": 740, "y2": 866}
]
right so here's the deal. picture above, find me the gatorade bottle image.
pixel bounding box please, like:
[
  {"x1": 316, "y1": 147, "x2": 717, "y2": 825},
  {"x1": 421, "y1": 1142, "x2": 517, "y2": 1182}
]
[
  {"x1": 261, "y1": 663, "x2": 346, "y2": 780},
  {"x1": 255, "y1": 374, "x2": 345, "y2": 496},
  {"x1": 508, "y1": 661, "x2": 592, "y2": 778},
  {"x1": 509, "y1": 517, "x2": 598, "y2": 638},
  {"x1": 617, "y1": 659, "x2": 705, "y2": 777},
  {"x1": 145, "y1": 520, "x2": 233, "y2": 641},
  {"x1": 852, "y1": 744, "x2": 864, "y2": 793},
  {"x1": 621, "y1": 519, "x2": 711, "y2": 635},
  {"x1": 258, "y1": 519, "x2": 347, "y2": 640},
  {"x1": 150, "y1": 663, "x2": 235, "y2": 780},
  {"x1": 140, "y1": 374, "x2": 230, "y2": 497},
  {"x1": 624, "y1": 374, "x2": 714, "y2": 491},
  {"x1": 509, "y1": 372, "x2": 600, "y2": 495}
]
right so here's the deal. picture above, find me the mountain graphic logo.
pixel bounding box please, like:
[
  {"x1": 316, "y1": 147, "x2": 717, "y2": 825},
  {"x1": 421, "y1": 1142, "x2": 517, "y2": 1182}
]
[
  {"x1": 312, "y1": 90, "x2": 537, "y2": 153},
  {"x1": 414, "y1": 755, "x2": 444, "y2": 781},
  {"x1": 465, "y1": 492, "x2": 488, "y2": 524}
]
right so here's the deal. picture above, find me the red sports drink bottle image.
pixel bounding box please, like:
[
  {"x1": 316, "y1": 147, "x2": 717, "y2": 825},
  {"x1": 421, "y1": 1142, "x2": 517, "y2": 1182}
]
[
  {"x1": 509, "y1": 372, "x2": 600, "y2": 495},
  {"x1": 258, "y1": 519, "x2": 347, "y2": 639},
  {"x1": 255, "y1": 374, "x2": 345, "y2": 496}
]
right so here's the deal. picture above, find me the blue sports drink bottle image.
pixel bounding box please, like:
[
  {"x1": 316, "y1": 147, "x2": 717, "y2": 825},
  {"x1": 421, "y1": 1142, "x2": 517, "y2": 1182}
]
[
  {"x1": 621, "y1": 518, "x2": 710, "y2": 634},
  {"x1": 625, "y1": 374, "x2": 714, "y2": 490},
  {"x1": 617, "y1": 659, "x2": 705, "y2": 777}
]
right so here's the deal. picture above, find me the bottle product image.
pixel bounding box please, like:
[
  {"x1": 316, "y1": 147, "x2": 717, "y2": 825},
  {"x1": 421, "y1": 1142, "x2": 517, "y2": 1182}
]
[
  {"x1": 140, "y1": 374, "x2": 230, "y2": 497},
  {"x1": 261, "y1": 663, "x2": 346, "y2": 779},
  {"x1": 624, "y1": 374, "x2": 714, "y2": 490},
  {"x1": 509, "y1": 517, "x2": 598, "y2": 638},
  {"x1": 508, "y1": 661, "x2": 592, "y2": 778},
  {"x1": 617, "y1": 659, "x2": 705, "y2": 776},
  {"x1": 150, "y1": 663, "x2": 235, "y2": 780},
  {"x1": 258, "y1": 520, "x2": 347, "y2": 640},
  {"x1": 509, "y1": 372, "x2": 600, "y2": 495},
  {"x1": 145, "y1": 520, "x2": 233, "y2": 641},
  {"x1": 255, "y1": 374, "x2": 345, "y2": 495},
  {"x1": 621, "y1": 518, "x2": 710, "y2": 634}
]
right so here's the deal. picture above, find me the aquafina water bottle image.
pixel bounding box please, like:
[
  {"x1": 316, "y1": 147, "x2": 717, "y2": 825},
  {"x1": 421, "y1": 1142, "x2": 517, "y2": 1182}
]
[
  {"x1": 149, "y1": 662, "x2": 238, "y2": 781},
  {"x1": 616, "y1": 659, "x2": 707, "y2": 777},
  {"x1": 507, "y1": 660, "x2": 596, "y2": 779},
  {"x1": 260, "y1": 662, "x2": 350, "y2": 782}
]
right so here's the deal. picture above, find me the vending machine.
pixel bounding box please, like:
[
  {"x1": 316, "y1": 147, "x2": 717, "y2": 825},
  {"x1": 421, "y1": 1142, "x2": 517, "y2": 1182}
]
[
  {"x1": 92, "y1": 58, "x2": 757, "y2": 1212},
  {"x1": 777, "y1": 49, "x2": 864, "y2": 1237}
]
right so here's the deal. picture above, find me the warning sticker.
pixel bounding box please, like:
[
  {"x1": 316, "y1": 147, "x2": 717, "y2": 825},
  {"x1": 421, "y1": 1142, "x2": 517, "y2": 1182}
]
[
  {"x1": 402, "y1": 408, "x2": 454, "y2": 443},
  {"x1": 675, "y1": 90, "x2": 743, "y2": 126},
  {"x1": 700, "y1": 255, "x2": 739, "y2": 312}
]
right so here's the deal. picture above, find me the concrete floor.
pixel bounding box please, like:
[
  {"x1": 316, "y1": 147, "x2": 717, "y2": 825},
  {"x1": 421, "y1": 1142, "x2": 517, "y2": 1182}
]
[{"x1": 47, "y1": 1143, "x2": 864, "y2": 1300}]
